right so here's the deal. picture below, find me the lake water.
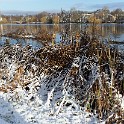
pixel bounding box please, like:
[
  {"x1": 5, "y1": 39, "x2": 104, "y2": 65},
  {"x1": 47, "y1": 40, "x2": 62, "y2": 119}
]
[{"x1": 0, "y1": 23, "x2": 124, "y2": 51}]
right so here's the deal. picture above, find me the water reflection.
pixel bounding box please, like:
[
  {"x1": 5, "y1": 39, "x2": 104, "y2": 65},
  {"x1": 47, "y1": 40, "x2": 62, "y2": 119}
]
[
  {"x1": 1, "y1": 23, "x2": 124, "y2": 41},
  {"x1": 100, "y1": 23, "x2": 124, "y2": 41},
  {"x1": 0, "y1": 23, "x2": 124, "y2": 49},
  {"x1": 0, "y1": 37, "x2": 43, "y2": 49},
  {"x1": 0, "y1": 24, "x2": 3, "y2": 35}
]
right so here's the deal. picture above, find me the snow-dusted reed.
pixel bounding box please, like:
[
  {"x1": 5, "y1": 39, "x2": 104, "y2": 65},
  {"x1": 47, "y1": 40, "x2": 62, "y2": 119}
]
[{"x1": 0, "y1": 43, "x2": 123, "y2": 124}]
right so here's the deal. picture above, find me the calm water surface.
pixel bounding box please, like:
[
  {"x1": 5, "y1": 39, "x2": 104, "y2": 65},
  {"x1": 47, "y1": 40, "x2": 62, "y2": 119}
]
[{"x1": 0, "y1": 23, "x2": 124, "y2": 52}]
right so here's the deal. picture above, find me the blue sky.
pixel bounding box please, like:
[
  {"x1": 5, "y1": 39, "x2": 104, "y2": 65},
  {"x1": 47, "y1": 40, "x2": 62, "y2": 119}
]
[{"x1": 0, "y1": 0, "x2": 124, "y2": 12}]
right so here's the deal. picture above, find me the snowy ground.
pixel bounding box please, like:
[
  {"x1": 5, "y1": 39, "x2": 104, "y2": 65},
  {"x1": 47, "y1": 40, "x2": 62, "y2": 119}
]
[
  {"x1": 0, "y1": 60, "x2": 104, "y2": 124},
  {"x1": 0, "y1": 93, "x2": 100, "y2": 124},
  {"x1": 0, "y1": 75, "x2": 102, "y2": 124}
]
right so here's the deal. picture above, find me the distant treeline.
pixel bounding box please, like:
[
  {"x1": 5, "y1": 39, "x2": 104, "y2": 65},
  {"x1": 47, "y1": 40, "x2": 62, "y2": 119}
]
[{"x1": 1, "y1": 7, "x2": 124, "y2": 24}]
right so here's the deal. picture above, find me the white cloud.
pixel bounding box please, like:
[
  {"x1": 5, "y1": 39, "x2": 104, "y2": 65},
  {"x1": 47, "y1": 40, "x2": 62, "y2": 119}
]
[
  {"x1": 89, "y1": 2, "x2": 124, "y2": 10},
  {"x1": 72, "y1": 2, "x2": 88, "y2": 10}
]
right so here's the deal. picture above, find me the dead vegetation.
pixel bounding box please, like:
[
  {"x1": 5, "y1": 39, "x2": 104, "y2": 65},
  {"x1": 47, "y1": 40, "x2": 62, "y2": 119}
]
[{"x1": 0, "y1": 19, "x2": 123, "y2": 123}]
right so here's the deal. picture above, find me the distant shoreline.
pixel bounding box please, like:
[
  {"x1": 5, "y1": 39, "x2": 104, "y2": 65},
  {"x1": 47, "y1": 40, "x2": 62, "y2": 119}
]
[{"x1": 1, "y1": 22, "x2": 124, "y2": 25}]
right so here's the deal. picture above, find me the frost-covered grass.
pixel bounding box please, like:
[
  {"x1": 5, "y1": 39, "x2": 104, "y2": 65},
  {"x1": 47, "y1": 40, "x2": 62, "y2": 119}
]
[{"x1": 0, "y1": 41, "x2": 123, "y2": 124}]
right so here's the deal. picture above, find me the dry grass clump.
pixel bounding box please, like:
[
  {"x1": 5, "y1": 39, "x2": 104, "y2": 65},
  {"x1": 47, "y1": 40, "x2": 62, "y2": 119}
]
[
  {"x1": 0, "y1": 66, "x2": 27, "y2": 93},
  {"x1": 0, "y1": 45, "x2": 40, "y2": 93},
  {"x1": 4, "y1": 27, "x2": 27, "y2": 38},
  {"x1": 36, "y1": 45, "x2": 80, "y2": 74},
  {"x1": 36, "y1": 30, "x2": 53, "y2": 42}
]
